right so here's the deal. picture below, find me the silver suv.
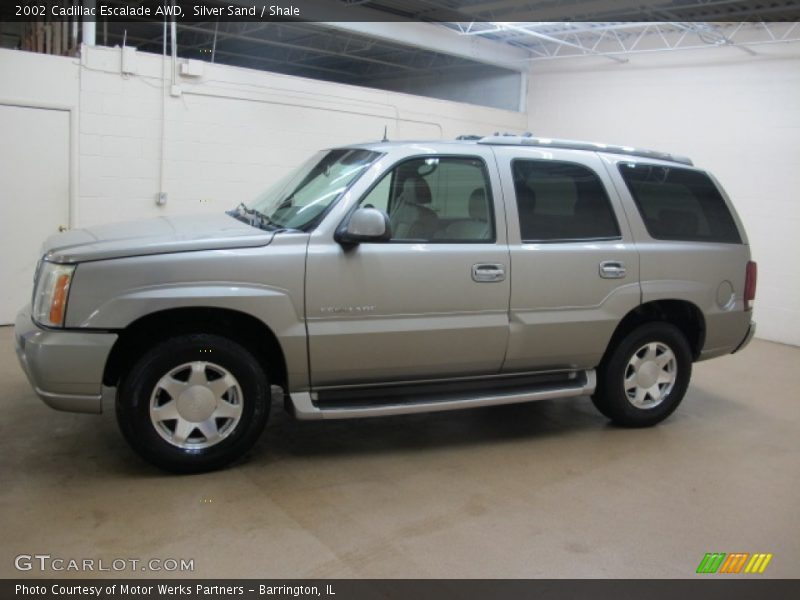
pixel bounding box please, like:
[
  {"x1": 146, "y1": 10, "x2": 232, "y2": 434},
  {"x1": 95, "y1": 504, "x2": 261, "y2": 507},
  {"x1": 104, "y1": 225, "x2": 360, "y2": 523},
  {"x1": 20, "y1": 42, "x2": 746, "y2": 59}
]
[{"x1": 15, "y1": 135, "x2": 757, "y2": 472}]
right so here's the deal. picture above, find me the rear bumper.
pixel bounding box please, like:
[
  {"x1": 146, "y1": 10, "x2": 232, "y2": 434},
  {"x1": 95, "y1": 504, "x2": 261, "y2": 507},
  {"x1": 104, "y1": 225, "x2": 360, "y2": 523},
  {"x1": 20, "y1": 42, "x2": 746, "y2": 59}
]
[
  {"x1": 732, "y1": 321, "x2": 756, "y2": 354},
  {"x1": 14, "y1": 306, "x2": 117, "y2": 414},
  {"x1": 698, "y1": 309, "x2": 756, "y2": 361}
]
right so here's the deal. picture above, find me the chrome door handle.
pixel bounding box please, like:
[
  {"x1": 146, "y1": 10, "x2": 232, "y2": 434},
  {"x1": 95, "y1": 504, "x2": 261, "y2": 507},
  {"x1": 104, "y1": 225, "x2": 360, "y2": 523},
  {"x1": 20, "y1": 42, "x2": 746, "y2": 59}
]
[
  {"x1": 472, "y1": 263, "x2": 506, "y2": 282},
  {"x1": 599, "y1": 261, "x2": 626, "y2": 279}
]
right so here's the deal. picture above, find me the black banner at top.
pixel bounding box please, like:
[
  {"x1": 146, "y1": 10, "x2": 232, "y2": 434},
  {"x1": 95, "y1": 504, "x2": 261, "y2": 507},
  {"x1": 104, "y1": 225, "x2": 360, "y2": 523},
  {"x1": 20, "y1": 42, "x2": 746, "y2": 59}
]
[{"x1": 3, "y1": 0, "x2": 800, "y2": 23}]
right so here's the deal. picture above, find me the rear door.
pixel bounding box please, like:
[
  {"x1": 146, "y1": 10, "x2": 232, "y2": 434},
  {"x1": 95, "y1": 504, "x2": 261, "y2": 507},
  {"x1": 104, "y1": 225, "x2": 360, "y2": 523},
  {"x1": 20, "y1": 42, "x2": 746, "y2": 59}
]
[{"x1": 492, "y1": 146, "x2": 641, "y2": 371}]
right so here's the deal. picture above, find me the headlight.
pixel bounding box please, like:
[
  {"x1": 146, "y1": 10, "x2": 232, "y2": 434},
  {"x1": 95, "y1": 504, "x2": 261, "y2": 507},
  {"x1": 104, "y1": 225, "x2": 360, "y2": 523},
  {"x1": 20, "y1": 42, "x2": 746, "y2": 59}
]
[{"x1": 32, "y1": 261, "x2": 76, "y2": 327}]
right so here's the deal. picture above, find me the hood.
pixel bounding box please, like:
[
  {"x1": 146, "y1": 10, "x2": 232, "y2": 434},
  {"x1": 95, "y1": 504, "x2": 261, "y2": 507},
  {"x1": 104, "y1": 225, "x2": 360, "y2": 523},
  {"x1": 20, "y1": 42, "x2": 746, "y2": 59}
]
[{"x1": 43, "y1": 213, "x2": 274, "y2": 263}]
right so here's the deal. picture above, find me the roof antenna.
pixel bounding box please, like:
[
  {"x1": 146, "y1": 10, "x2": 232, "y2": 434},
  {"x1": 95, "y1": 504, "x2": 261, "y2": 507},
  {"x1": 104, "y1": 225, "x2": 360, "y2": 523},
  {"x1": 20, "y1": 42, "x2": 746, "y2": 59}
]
[{"x1": 381, "y1": 125, "x2": 388, "y2": 142}]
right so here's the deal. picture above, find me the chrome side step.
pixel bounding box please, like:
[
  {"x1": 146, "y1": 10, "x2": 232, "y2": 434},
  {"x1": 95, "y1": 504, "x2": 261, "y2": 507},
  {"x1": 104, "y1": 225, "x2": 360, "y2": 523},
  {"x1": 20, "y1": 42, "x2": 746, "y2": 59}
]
[{"x1": 290, "y1": 370, "x2": 595, "y2": 421}]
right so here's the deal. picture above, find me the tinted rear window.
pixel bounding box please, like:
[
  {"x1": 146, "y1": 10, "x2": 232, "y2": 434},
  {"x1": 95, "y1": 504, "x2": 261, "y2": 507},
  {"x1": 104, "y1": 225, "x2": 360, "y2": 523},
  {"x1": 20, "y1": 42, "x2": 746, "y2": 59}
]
[{"x1": 619, "y1": 163, "x2": 741, "y2": 244}]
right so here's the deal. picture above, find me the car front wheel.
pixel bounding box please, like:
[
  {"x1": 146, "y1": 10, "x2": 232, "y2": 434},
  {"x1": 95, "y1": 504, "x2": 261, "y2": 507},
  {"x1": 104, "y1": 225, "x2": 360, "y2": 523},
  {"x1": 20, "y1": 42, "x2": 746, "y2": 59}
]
[{"x1": 116, "y1": 333, "x2": 270, "y2": 473}]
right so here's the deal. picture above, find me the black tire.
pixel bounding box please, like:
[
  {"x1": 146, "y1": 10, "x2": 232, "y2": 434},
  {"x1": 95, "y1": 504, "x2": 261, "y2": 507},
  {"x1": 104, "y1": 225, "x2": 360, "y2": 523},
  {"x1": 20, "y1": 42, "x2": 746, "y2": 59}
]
[
  {"x1": 592, "y1": 322, "x2": 692, "y2": 427},
  {"x1": 116, "y1": 334, "x2": 270, "y2": 473}
]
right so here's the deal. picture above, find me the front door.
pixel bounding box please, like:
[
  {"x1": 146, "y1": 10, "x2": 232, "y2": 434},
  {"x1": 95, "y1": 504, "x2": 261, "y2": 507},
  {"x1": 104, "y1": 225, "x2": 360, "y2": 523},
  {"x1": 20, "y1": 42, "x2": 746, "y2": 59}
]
[{"x1": 305, "y1": 152, "x2": 511, "y2": 387}]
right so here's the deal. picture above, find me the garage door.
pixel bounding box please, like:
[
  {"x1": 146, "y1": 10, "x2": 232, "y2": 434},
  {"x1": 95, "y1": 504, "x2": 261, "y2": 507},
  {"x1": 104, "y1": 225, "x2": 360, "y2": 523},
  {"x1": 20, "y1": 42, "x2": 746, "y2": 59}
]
[{"x1": 0, "y1": 104, "x2": 70, "y2": 325}]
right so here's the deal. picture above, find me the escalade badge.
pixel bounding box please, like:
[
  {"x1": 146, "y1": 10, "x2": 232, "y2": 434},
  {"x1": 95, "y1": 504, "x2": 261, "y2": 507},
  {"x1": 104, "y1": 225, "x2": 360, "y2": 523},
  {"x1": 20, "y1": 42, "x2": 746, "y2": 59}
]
[{"x1": 320, "y1": 305, "x2": 376, "y2": 314}]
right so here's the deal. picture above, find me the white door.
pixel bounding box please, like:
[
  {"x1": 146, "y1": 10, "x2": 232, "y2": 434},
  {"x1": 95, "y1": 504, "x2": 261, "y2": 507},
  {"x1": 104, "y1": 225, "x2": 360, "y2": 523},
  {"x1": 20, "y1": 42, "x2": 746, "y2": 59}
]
[{"x1": 0, "y1": 104, "x2": 70, "y2": 324}]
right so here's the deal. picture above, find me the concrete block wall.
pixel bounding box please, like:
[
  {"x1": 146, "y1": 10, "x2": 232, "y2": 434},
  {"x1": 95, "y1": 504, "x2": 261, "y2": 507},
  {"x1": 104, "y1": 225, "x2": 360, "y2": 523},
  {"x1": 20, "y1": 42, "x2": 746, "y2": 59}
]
[
  {"x1": 74, "y1": 45, "x2": 525, "y2": 226},
  {"x1": 0, "y1": 46, "x2": 526, "y2": 228}
]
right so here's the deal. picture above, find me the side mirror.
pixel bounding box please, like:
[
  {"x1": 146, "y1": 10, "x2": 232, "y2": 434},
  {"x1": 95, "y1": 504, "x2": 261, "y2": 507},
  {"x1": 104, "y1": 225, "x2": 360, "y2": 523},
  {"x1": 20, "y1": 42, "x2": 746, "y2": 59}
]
[{"x1": 335, "y1": 207, "x2": 392, "y2": 245}]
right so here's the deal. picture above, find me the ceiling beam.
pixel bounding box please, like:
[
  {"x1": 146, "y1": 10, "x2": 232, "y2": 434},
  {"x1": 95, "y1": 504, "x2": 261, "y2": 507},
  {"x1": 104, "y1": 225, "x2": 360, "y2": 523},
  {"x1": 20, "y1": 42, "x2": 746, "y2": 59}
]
[
  {"x1": 458, "y1": 0, "x2": 664, "y2": 19},
  {"x1": 493, "y1": 23, "x2": 629, "y2": 63}
]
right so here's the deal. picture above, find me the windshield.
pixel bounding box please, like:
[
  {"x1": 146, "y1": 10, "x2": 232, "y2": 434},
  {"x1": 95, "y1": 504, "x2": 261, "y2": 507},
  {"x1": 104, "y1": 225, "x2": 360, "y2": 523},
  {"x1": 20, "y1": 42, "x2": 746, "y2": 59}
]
[{"x1": 238, "y1": 148, "x2": 382, "y2": 231}]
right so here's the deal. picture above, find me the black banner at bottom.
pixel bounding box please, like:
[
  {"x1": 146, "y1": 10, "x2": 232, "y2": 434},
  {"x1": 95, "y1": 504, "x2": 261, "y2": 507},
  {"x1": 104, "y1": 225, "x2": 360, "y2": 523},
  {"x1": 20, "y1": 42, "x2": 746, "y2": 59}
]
[{"x1": 4, "y1": 579, "x2": 800, "y2": 600}]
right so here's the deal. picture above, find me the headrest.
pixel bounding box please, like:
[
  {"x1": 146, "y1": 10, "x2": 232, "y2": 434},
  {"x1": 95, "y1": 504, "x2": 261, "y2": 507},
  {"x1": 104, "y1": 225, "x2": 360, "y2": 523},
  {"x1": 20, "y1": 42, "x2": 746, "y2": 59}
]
[
  {"x1": 469, "y1": 188, "x2": 488, "y2": 221},
  {"x1": 401, "y1": 176, "x2": 432, "y2": 205}
]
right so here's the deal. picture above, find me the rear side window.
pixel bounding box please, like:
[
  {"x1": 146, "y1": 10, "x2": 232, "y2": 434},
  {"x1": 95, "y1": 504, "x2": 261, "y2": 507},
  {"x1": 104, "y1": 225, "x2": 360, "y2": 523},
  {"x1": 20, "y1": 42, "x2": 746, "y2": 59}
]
[
  {"x1": 619, "y1": 163, "x2": 742, "y2": 244},
  {"x1": 512, "y1": 160, "x2": 620, "y2": 242}
]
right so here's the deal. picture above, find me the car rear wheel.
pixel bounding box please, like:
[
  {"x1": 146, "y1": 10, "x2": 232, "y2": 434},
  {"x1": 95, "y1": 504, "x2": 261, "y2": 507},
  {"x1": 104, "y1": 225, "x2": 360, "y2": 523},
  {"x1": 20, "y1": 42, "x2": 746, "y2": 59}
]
[
  {"x1": 116, "y1": 333, "x2": 270, "y2": 473},
  {"x1": 592, "y1": 322, "x2": 692, "y2": 427}
]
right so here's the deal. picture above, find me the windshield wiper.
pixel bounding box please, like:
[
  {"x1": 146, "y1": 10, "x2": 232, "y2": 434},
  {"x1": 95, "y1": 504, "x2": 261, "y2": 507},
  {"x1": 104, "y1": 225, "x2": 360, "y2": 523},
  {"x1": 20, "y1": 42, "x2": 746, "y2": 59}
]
[{"x1": 228, "y1": 203, "x2": 281, "y2": 231}]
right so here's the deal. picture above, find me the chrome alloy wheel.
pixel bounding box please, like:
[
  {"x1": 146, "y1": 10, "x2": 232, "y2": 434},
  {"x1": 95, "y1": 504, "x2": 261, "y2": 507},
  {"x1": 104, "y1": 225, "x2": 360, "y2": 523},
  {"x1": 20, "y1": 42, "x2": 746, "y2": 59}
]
[
  {"x1": 149, "y1": 361, "x2": 243, "y2": 449},
  {"x1": 624, "y1": 342, "x2": 677, "y2": 409}
]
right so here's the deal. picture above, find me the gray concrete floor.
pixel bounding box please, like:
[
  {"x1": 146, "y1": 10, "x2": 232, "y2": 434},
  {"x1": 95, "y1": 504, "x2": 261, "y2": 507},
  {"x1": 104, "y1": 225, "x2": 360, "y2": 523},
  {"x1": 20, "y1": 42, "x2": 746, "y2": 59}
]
[{"x1": 1, "y1": 325, "x2": 798, "y2": 579}]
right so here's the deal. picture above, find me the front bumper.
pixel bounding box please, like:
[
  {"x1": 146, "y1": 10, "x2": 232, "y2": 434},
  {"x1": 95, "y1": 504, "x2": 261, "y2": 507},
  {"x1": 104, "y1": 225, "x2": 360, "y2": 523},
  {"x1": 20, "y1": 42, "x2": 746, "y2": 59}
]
[{"x1": 14, "y1": 306, "x2": 118, "y2": 414}]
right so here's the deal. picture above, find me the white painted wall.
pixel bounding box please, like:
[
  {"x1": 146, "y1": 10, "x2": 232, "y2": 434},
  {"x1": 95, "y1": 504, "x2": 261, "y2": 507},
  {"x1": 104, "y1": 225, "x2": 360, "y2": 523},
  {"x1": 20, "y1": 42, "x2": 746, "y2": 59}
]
[
  {"x1": 0, "y1": 49, "x2": 79, "y2": 106},
  {"x1": 527, "y1": 44, "x2": 800, "y2": 346},
  {"x1": 73, "y1": 45, "x2": 525, "y2": 226},
  {"x1": 367, "y1": 65, "x2": 524, "y2": 111},
  {"x1": 0, "y1": 45, "x2": 526, "y2": 229}
]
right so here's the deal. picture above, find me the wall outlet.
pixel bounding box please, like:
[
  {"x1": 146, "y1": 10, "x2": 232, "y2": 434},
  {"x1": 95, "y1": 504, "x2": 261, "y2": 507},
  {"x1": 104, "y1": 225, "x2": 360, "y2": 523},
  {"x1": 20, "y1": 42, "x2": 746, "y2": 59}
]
[{"x1": 156, "y1": 192, "x2": 167, "y2": 206}]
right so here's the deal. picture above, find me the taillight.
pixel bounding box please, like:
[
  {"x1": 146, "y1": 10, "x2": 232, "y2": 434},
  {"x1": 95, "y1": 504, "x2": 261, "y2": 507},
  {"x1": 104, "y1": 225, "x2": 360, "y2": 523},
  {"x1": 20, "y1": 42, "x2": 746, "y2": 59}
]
[{"x1": 744, "y1": 261, "x2": 757, "y2": 311}]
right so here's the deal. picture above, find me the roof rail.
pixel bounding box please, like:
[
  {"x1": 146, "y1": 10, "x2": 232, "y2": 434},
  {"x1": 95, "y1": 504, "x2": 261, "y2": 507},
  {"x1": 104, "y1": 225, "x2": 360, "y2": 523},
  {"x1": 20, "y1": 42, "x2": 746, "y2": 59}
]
[{"x1": 477, "y1": 135, "x2": 693, "y2": 166}]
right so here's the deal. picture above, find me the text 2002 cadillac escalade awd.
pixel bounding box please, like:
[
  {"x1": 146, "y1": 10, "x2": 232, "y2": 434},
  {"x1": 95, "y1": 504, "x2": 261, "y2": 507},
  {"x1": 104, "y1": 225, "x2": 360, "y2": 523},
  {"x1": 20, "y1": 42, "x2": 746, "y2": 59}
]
[{"x1": 15, "y1": 135, "x2": 756, "y2": 472}]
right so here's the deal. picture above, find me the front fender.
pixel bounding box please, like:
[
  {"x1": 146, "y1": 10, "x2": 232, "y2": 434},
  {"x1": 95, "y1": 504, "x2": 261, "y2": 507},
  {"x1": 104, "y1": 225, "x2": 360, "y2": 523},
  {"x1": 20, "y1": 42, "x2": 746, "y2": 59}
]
[{"x1": 64, "y1": 242, "x2": 309, "y2": 389}]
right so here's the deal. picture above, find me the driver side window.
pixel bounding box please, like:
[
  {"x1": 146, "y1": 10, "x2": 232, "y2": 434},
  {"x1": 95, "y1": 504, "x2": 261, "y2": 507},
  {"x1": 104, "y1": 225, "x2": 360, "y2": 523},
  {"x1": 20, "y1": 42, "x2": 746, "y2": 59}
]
[{"x1": 359, "y1": 156, "x2": 495, "y2": 243}]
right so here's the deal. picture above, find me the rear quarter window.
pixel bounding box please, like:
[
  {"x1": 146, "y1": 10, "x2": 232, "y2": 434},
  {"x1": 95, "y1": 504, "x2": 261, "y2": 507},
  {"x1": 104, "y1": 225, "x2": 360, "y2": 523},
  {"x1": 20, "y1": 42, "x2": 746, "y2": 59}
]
[{"x1": 619, "y1": 163, "x2": 742, "y2": 244}]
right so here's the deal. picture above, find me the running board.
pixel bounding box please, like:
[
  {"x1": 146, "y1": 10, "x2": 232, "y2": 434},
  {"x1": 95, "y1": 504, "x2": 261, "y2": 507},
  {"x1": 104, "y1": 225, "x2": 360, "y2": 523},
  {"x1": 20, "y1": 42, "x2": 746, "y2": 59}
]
[{"x1": 289, "y1": 370, "x2": 596, "y2": 421}]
